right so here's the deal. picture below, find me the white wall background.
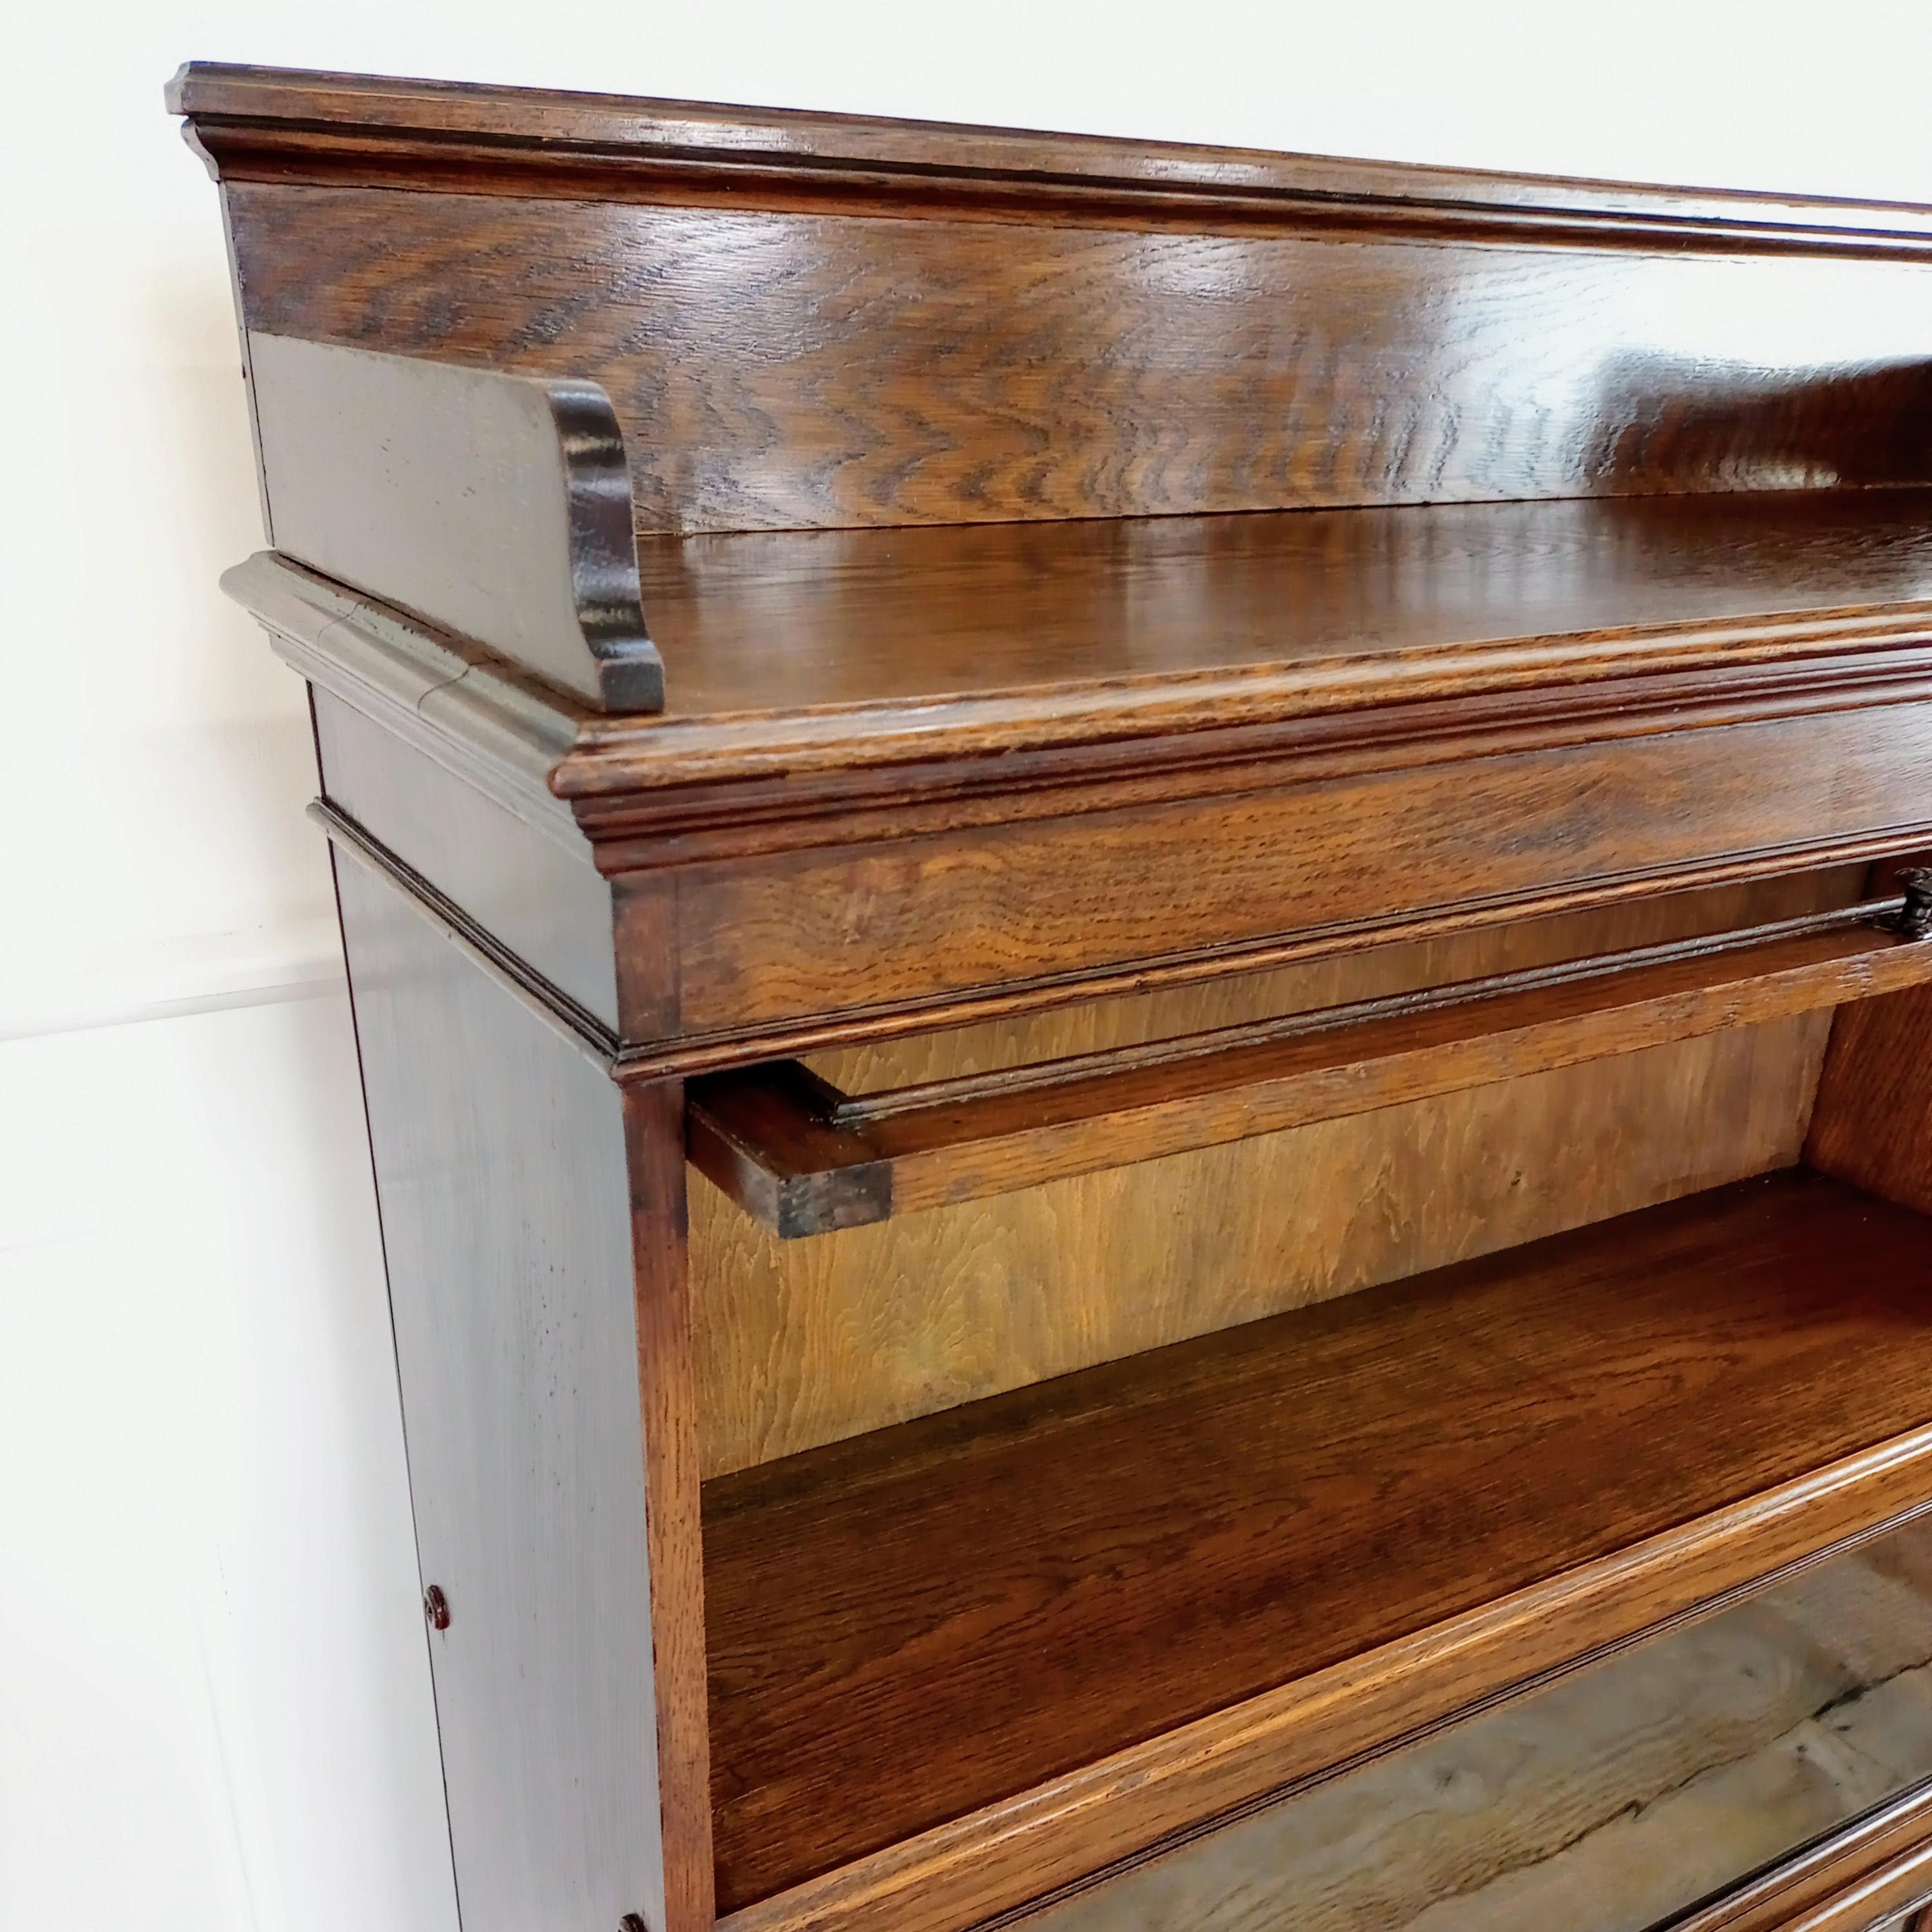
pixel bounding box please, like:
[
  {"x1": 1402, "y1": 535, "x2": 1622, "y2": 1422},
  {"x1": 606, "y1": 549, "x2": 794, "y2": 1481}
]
[{"x1": 6, "y1": 5, "x2": 1932, "y2": 1929}]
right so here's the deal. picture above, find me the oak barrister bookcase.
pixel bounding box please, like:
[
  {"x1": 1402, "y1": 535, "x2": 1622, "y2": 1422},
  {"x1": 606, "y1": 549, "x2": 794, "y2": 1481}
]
[{"x1": 171, "y1": 61, "x2": 1932, "y2": 1932}]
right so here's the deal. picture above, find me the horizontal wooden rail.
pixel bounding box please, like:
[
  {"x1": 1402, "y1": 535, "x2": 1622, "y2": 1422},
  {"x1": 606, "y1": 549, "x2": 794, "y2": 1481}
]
[{"x1": 688, "y1": 897, "x2": 1932, "y2": 1237}]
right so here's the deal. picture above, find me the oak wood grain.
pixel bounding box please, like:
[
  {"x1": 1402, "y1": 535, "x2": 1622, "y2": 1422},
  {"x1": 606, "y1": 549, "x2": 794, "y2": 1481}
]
[
  {"x1": 694, "y1": 1020, "x2": 1831, "y2": 1475},
  {"x1": 167, "y1": 63, "x2": 1932, "y2": 251},
  {"x1": 620, "y1": 494, "x2": 1932, "y2": 726},
  {"x1": 689, "y1": 912, "x2": 1931, "y2": 1236},
  {"x1": 692, "y1": 875, "x2": 1857, "y2": 1472},
  {"x1": 621, "y1": 1080, "x2": 715, "y2": 1931},
  {"x1": 702, "y1": 1170, "x2": 1932, "y2": 1911},
  {"x1": 661, "y1": 701, "x2": 1932, "y2": 1035},
  {"x1": 220, "y1": 183, "x2": 1932, "y2": 535},
  {"x1": 174, "y1": 64, "x2": 1932, "y2": 1932},
  {"x1": 718, "y1": 1454, "x2": 1932, "y2": 1932},
  {"x1": 1807, "y1": 983, "x2": 1932, "y2": 1216}
]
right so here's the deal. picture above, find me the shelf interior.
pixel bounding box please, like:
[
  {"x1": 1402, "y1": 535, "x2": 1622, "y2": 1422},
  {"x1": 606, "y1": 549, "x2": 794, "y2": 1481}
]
[
  {"x1": 701, "y1": 1168, "x2": 1932, "y2": 1911},
  {"x1": 638, "y1": 488, "x2": 1932, "y2": 723}
]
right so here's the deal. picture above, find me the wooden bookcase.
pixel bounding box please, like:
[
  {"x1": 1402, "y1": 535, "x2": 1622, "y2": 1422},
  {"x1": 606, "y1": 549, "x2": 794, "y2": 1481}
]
[{"x1": 171, "y1": 62, "x2": 1932, "y2": 1932}]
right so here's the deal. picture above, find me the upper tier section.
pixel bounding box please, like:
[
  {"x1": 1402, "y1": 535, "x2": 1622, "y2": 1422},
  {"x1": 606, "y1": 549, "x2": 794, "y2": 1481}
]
[{"x1": 171, "y1": 62, "x2": 1932, "y2": 542}]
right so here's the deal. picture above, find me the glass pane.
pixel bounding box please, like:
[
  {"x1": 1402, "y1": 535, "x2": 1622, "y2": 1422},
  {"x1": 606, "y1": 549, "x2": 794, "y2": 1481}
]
[{"x1": 1027, "y1": 1517, "x2": 1932, "y2": 1932}]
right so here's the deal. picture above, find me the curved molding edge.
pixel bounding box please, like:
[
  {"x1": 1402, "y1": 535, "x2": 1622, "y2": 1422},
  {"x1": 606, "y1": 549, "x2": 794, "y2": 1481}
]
[{"x1": 245, "y1": 332, "x2": 665, "y2": 714}]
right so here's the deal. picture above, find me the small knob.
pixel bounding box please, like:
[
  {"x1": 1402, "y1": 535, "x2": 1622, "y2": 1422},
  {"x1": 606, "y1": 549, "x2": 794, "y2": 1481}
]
[
  {"x1": 1897, "y1": 868, "x2": 1932, "y2": 941},
  {"x1": 423, "y1": 1584, "x2": 451, "y2": 1631}
]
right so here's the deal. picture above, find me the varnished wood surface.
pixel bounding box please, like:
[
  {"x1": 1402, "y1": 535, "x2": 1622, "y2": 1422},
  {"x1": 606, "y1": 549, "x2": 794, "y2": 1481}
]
[
  {"x1": 658, "y1": 702, "x2": 1932, "y2": 1036},
  {"x1": 218, "y1": 180, "x2": 1932, "y2": 537},
  {"x1": 611, "y1": 494, "x2": 1932, "y2": 730},
  {"x1": 621, "y1": 1079, "x2": 715, "y2": 1931},
  {"x1": 692, "y1": 876, "x2": 1854, "y2": 1473},
  {"x1": 688, "y1": 911, "x2": 1931, "y2": 1236},
  {"x1": 166, "y1": 62, "x2": 1932, "y2": 249},
  {"x1": 331, "y1": 857, "x2": 678, "y2": 1931},
  {"x1": 693, "y1": 1021, "x2": 1830, "y2": 1475},
  {"x1": 703, "y1": 1171, "x2": 1932, "y2": 1909},
  {"x1": 177, "y1": 64, "x2": 1932, "y2": 1932},
  {"x1": 1017, "y1": 1522, "x2": 1932, "y2": 1932},
  {"x1": 313, "y1": 690, "x2": 620, "y2": 1028},
  {"x1": 1808, "y1": 984, "x2": 1932, "y2": 1217},
  {"x1": 809, "y1": 871, "x2": 1870, "y2": 1090},
  {"x1": 719, "y1": 1439, "x2": 1932, "y2": 1932}
]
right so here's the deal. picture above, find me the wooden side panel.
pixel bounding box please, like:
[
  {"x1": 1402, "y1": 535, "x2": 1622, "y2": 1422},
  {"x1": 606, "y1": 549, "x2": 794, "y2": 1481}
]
[
  {"x1": 692, "y1": 874, "x2": 1855, "y2": 1474},
  {"x1": 247, "y1": 332, "x2": 663, "y2": 710},
  {"x1": 315, "y1": 690, "x2": 621, "y2": 1027},
  {"x1": 223, "y1": 182, "x2": 1932, "y2": 535},
  {"x1": 333, "y1": 855, "x2": 679, "y2": 1932},
  {"x1": 1009, "y1": 1519, "x2": 1932, "y2": 1932},
  {"x1": 1807, "y1": 983, "x2": 1932, "y2": 1214},
  {"x1": 812, "y1": 871, "x2": 1866, "y2": 1086},
  {"x1": 664, "y1": 705, "x2": 1932, "y2": 1034}
]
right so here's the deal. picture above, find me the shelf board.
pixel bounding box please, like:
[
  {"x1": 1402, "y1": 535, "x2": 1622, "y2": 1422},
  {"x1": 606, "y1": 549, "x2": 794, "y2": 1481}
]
[
  {"x1": 551, "y1": 489, "x2": 1932, "y2": 794},
  {"x1": 702, "y1": 1170, "x2": 1932, "y2": 1913}
]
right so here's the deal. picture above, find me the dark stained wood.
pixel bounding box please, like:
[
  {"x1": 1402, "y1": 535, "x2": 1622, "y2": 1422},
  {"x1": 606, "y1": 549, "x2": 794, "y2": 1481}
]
[
  {"x1": 176, "y1": 63, "x2": 1932, "y2": 1932},
  {"x1": 654, "y1": 702, "x2": 1932, "y2": 1038},
  {"x1": 216, "y1": 182, "x2": 1932, "y2": 536},
  {"x1": 314, "y1": 688, "x2": 621, "y2": 1029},
  {"x1": 689, "y1": 909, "x2": 1932, "y2": 1236},
  {"x1": 1807, "y1": 983, "x2": 1932, "y2": 1216},
  {"x1": 1014, "y1": 1519, "x2": 1932, "y2": 1932},
  {"x1": 690, "y1": 873, "x2": 1857, "y2": 1478},
  {"x1": 330, "y1": 851, "x2": 681, "y2": 1932},
  {"x1": 607, "y1": 494, "x2": 1932, "y2": 743},
  {"x1": 248, "y1": 331, "x2": 663, "y2": 710},
  {"x1": 162, "y1": 62, "x2": 1932, "y2": 251},
  {"x1": 703, "y1": 1171, "x2": 1932, "y2": 1913}
]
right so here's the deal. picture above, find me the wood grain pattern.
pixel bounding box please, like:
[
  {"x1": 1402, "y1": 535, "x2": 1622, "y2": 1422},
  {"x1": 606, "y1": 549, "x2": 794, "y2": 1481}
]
[
  {"x1": 176, "y1": 66, "x2": 1932, "y2": 1932},
  {"x1": 621, "y1": 1079, "x2": 715, "y2": 1931},
  {"x1": 694, "y1": 1022, "x2": 1830, "y2": 1474},
  {"x1": 702, "y1": 1170, "x2": 1932, "y2": 1911},
  {"x1": 718, "y1": 1444, "x2": 1932, "y2": 1932},
  {"x1": 1673, "y1": 1783, "x2": 1932, "y2": 1932},
  {"x1": 220, "y1": 184, "x2": 1932, "y2": 534},
  {"x1": 815, "y1": 873, "x2": 1870, "y2": 1090},
  {"x1": 689, "y1": 912, "x2": 1932, "y2": 1236},
  {"x1": 166, "y1": 63, "x2": 1932, "y2": 251},
  {"x1": 662, "y1": 701, "x2": 1932, "y2": 1035},
  {"x1": 331, "y1": 855, "x2": 676, "y2": 1932},
  {"x1": 693, "y1": 876, "x2": 1856, "y2": 1471},
  {"x1": 618, "y1": 494, "x2": 1932, "y2": 726},
  {"x1": 1807, "y1": 983, "x2": 1932, "y2": 1215},
  {"x1": 1016, "y1": 1521, "x2": 1932, "y2": 1932},
  {"x1": 811, "y1": 871, "x2": 1868, "y2": 1087}
]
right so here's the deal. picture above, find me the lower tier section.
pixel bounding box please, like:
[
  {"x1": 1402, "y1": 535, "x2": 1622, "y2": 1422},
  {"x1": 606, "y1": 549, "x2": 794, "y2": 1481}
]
[
  {"x1": 1022, "y1": 1515, "x2": 1932, "y2": 1932},
  {"x1": 703, "y1": 1169, "x2": 1932, "y2": 1913}
]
